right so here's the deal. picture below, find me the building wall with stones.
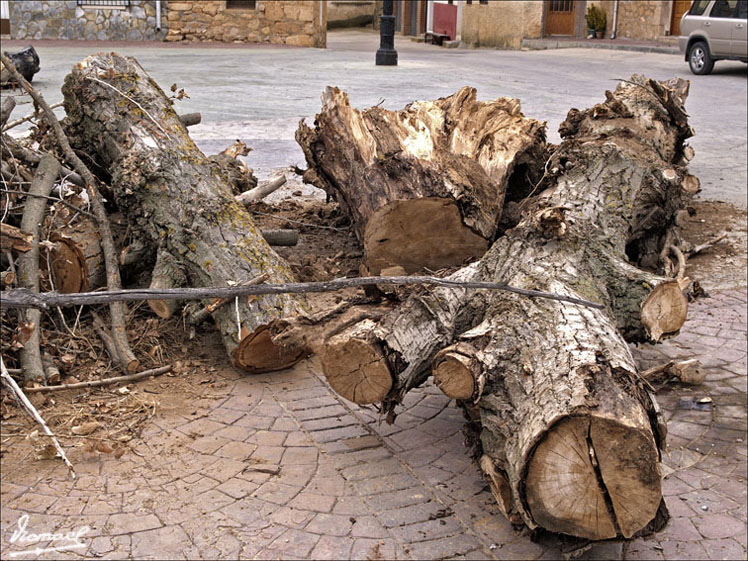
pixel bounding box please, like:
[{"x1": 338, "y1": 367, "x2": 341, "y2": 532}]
[
  {"x1": 166, "y1": 1, "x2": 327, "y2": 47},
  {"x1": 614, "y1": 0, "x2": 670, "y2": 41},
  {"x1": 328, "y1": 0, "x2": 375, "y2": 29},
  {"x1": 461, "y1": 1, "x2": 543, "y2": 49},
  {"x1": 8, "y1": 0, "x2": 166, "y2": 41}
]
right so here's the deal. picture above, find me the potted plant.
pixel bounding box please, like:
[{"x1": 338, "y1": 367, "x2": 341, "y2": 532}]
[
  {"x1": 585, "y1": 5, "x2": 597, "y2": 38},
  {"x1": 595, "y1": 6, "x2": 607, "y2": 38},
  {"x1": 585, "y1": 5, "x2": 607, "y2": 39}
]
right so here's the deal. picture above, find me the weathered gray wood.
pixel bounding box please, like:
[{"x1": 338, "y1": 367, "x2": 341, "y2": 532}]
[
  {"x1": 321, "y1": 76, "x2": 695, "y2": 540},
  {"x1": 147, "y1": 248, "x2": 186, "y2": 319},
  {"x1": 178, "y1": 112, "x2": 201, "y2": 127},
  {"x1": 17, "y1": 155, "x2": 60, "y2": 382},
  {"x1": 1, "y1": 52, "x2": 138, "y2": 373},
  {"x1": 261, "y1": 228, "x2": 298, "y2": 246},
  {"x1": 297, "y1": 86, "x2": 546, "y2": 274},
  {"x1": 0, "y1": 137, "x2": 85, "y2": 187},
  {"x1": 0, "y1": 275, "x2": 602, "y2": 311},
  {"x1": 0, "y1": 95, "x2": 15, "y2": 128},
  {"x1": 60, "y1": 52, "x2": 307, "y2": 372},
  {"x1": 236, "y1": 175, "x2": 287, "y2": 205},
  {"x1": 24, "y1": 365, "x2": 172, "y2": 393}
]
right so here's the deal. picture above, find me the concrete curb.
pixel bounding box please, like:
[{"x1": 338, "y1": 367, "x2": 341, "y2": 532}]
[{"x1": 521, "y1": 38, "x2": 680, "y2": 55}]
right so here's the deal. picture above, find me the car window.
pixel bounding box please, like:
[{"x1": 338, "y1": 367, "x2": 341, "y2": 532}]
[
  {"x1": 710, "y1": 0, "x2": 739, "y2": 17},
  {"x1": 738, "y1": 0, "x2": 747, "y2": 18},
  {"x1": 690, "y1": 0, "x2": 711, "y2": 15}
]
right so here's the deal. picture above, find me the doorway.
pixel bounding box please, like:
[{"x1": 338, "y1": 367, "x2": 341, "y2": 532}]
[
  {"x1": 546, "y1": 0, "x2": 576, "y2": 36},
  {"x1": 1, "y1": 0, "x2": 10, "y2": 36},
  {"x1": 670, "y1": 0, "x2": 691, "y2": 36}
]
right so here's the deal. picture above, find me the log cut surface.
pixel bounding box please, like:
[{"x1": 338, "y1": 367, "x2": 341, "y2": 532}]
[
  {"x1": 320, "y1": 75, "x2": 696, "y2": 540},
  {"x1": 61, "y1": 53, "x2": 307, "y2": 372},
  {"x1": 297, "y1": 86, "x2": 546, "y2": 274},
  {"x1": 47, "y1": 217, "x2": 105, "y2": 294}
]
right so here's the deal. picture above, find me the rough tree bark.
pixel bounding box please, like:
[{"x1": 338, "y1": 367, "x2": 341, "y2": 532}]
[
  {"x1": 18, "y1": 155, "x2": 61, "y2": 382},
  {"x1": 61, "y1": 53, "x2": 307, "y2": 372},
  {"x1": 321, "y1": 76, "x2": 696, "y2": 540},
  {"x1": 297, "y1": 86, "x2": 546, "y2": 274}
]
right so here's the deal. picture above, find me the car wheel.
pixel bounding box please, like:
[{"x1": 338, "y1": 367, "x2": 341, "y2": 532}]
[{"x1": 689, "y1": 41, "x2": 714, "y2": 75}]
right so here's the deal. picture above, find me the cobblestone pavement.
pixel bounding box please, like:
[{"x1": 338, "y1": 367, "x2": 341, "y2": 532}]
[{"x1": 1, "y1": 288, "x2": 745, "y2": 560}]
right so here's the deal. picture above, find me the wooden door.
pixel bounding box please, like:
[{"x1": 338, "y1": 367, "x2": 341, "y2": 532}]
[
  {"x1": 433, "y1": 2, "x2": 458, "y2": 40},
  {"x1": 0, "y1": 0, "x2": 9, "y2": 36},
  {"x1": 546, "y1": 0, "x2": 576, "y2": 36},
  {"x1": 670, "y1": 0, "x2": 692, "y2": 36}
]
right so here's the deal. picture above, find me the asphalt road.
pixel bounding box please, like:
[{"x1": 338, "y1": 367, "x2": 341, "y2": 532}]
[{"x1": 4, "y1": 29, "x2": 747, "y2": 207}]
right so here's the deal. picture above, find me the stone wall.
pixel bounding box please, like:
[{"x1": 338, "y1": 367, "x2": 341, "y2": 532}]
[
  {"x1": 461, "y1": 1, "x2": 542, "y2": 49},
  {"x1": 9, "y1": 0, "x2": 166, "y2": 41},
  {"x1": 166, "y1": 1, "x2": 326, "y2": 47},
  {"x1": 328, "y1": 0, "x2": 374, "y2": 29},
  {"x1": 614, "y1": 0, "x2": 668, "y2": 41}
]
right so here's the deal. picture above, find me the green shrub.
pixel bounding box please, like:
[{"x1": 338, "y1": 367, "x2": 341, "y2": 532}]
[{"x1": 585, "y1": 5, "x2": 607, "y2": 32}]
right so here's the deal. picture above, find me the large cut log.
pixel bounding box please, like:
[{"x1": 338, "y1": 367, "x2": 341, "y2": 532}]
[
  {"x1": 297, "y1": 86, "x2": 546, "y2": 274},
  {"x1": 321, "y1": 76, "x2": 696, "y2": 540},
  {"x1": 61, "y1": 53, "x2": 307, "y2": 372}
]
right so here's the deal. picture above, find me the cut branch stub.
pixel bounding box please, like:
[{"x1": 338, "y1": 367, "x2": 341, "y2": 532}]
[
  {"x1": 432, "y1": 343, "x2": 481, "y2": 400},
  {"x1": 61, "y1": 53, "x2": 307, "y2": 371},
  {"x1": 640, "y1": 278, "x2": 689, "y2": 342},
  {"x1": 46, "y1": 217, "x2": 105, "y2": 294},
  {"x1": 297, "y1": 86, "x2": 546, "y2": 274},
  {"x1": 147, "y1": 248, "x2": 186, "y2": 319},
  {"x1": 321, "y1": 319, "x2": 393, "y2": 405}
]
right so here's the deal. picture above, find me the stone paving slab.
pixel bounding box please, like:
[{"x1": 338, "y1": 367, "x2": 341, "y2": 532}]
[{"x1": 1, "y1": 289, "x2": 746, "y2": 560}]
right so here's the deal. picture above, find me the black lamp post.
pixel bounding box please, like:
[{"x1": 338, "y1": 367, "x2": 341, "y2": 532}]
[{"x1": 376, "y1": 0, "x2": 398, "y2": 65}]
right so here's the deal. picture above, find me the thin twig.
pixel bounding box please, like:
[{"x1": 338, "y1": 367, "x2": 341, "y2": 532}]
[
  {"x1": 687, "y1": 232, "x2": 728, "y2": 257},
  {"x1": 188, "y1": 273, "x2": 268, "y2": 325},
  {"x1": 0, "y1": 52, "x2": 138, "y2": 372},
  {"x1": 2, "y1": 101, "x2": 64, "y2": 131},
  {"x1": 1, "y1": 357, "x2": 76, "y2": 478},
  {"x1": 250, "y1": 210, "x2": 348, "y2": 232},
  {"x1": 0, "y1": 188, "x2": 96, "y2": 220},
  {"x1": 1, "y1": 275, "x2": 605, "y2": 310},
  {"x1": 24, "y1": 365, "x2": 172, "y2": 393}
]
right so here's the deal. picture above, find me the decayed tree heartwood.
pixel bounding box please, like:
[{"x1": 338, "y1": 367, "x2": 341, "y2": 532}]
[
  {"x1": 62, "y1": 53, "x2": 307, "y2": 372},
  {"x1": 296, "y1": 86, "x2": 546, "y2": 274},
  {"x1": 322, "y1": 76, "x2": 696, "y2": 540}
]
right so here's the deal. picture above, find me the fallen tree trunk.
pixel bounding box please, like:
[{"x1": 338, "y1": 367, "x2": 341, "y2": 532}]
[
  {"x1": 61, "y1": 53, "x2": 307, "y2": 372},
  {"x1": 321, "y1": 76, "x2": 696, "y2": 540},
  {"x1": 297, "y1": 86, "x2": 546, "y2": 274}
]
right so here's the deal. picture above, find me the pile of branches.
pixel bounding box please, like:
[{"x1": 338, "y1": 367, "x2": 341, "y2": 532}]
[
  {"x1": 0, "y1": 50, "x2": 721, "y2": 543},
  {"x1": 0, "y1": 53, "x2": 294, "y2": 387}
]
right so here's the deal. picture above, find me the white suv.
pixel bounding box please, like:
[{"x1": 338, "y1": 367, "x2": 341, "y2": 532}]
[{"x1": 679, "y1": 0, "x2": 748, "y2": 74}]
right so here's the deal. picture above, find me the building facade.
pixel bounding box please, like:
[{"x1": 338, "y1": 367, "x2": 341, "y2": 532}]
[
  {"x1": 6, "y1": 0, "x2": 167, "y2": 41},
  {"x1": 457, "y1": 0, "x2": 693, "y2": 48},
  {"x1": 3, "y1": 0, "x2": 327, "y2": 47},
  {"x1": 166, "y1": 1, "x2": 326, "y2": 46}
]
